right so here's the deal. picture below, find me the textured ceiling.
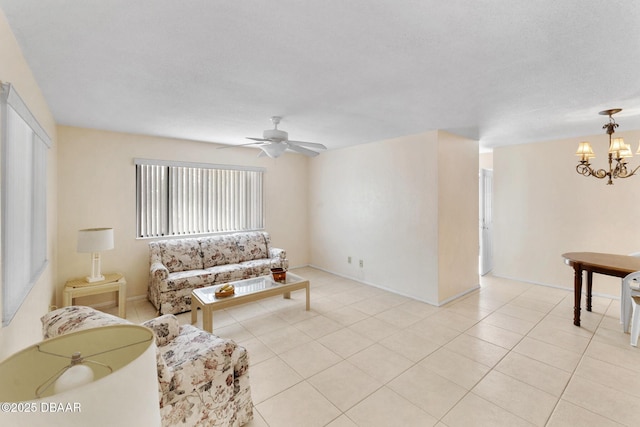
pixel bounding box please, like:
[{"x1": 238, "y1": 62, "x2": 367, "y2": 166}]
[{"x1": 2, "y1": 0, "x2": 640, "y2": 152}]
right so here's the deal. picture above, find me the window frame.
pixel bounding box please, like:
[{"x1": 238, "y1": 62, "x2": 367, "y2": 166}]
[
  {"x1": 1, "y1": 82, "x2": 51, "y2": 327},
  {"x1": 134, "y1": 158, "x2": 265, "y2": 239}
]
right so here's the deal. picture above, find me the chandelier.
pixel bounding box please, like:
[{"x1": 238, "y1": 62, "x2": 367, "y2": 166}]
[{"x1": 575, "y1": 108, "x2": 640, "y2": 185}]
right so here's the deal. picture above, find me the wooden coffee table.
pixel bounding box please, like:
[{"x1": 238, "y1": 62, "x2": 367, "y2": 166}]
[{"x1": 191, "y1": 273, "x2": 310, "y2": 332}]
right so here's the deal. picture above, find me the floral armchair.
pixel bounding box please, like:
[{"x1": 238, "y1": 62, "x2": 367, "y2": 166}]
[{"x1": 41, "y1": 306, "x2": 253, "y2": 426}]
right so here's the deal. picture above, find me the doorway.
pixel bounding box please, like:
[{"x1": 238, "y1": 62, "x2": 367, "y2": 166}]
[{"x1": 479, "y1": 169, "x2": 493, "y2": 275}]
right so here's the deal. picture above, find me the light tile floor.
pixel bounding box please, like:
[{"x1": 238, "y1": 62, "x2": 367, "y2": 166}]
[{"x1": 118, "y1": 267, "x2": 640, "y2": 427}]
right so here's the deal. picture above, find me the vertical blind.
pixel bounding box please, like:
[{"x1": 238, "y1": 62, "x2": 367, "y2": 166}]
[
  {"x1": 1, "y1": 82, "x2": 51, "y2": 327},
  {"x1": 136, "y1": 159, "x2": 264, "y2": 238}
]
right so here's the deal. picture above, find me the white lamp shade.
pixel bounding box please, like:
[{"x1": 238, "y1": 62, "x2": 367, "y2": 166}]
[
  {"x1": 77, "y1": 228, "x2": 114, "y2": 253},
  {"x1": 0, "y1": 325, "x2": 160, "y2": 426}
]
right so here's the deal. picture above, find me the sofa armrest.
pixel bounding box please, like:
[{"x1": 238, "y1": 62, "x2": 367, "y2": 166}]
[
  {"x1": 269, "y1": 247, "x2": 289, "y2": 270},
  {"x1": 141, "y1": 315, "x2": 177, "y2": 400},
  {"x1": 142, "y1": 314, "x2": 181, "y2": 346},
  {"x1": 159, "y1": 325, "x2": 238, "y2": 408},
  {"x1": 150, "y1": 261, "x2": 169, "y2": 281},
  {"x1": 41, "y1": 306, "x2": 130, "y2": 339},
  {"x1": 231, "y1": 343, "x2": 253, "y2": 422},
  {"x1": 269, "y1": 247, "x2": 286, "y2": 260}
]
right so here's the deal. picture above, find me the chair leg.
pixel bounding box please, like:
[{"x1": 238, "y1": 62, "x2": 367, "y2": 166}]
[
  {"x1": 621, "y1": 280, "x2": 632, "y2": 333},
  {"x1": 631, "y1": 296, "x2": 640, "y2": 347}
]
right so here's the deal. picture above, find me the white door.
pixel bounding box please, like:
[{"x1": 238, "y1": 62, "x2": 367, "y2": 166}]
[{"x1": 479, "y1": 169, "x2": 493, "y2": 275}]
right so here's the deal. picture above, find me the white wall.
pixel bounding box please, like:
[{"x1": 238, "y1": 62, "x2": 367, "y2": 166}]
[
  {"x1": 309, "y1": 130, "x2": 478, "y2": 305},
  {"x1": 0, "y1": 9, "x2": 58, "y2": 360},
  {"x1": 438, "y1": 131, "x2": 480, "y2": 302},
  {"x1": 493, "y1": 130, "x2": 640, "y2": 297},
  {"x1": 56, "y1": 126, "x2": 310, "y2": 306}
]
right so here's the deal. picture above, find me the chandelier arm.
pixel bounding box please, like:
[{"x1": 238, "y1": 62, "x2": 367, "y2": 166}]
[
  {"x1": 615, "y1": 163, "x2": 640, "y2": 179},
  {"x1": 576, "y1": 163, "x2": 609, "y2": 180}
]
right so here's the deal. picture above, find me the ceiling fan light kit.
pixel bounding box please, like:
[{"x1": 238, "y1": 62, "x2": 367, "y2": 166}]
[
  {"x1": 575, "y1": 108, "x2": 640, "y2": 185},
  {"x1": 218, "y1": 116, "x2": 327, "y2": 158}
]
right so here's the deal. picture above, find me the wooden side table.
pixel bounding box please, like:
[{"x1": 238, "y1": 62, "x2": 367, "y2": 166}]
[{"x1": 63, "y1": 273, "x2": 127, "y2": 318}]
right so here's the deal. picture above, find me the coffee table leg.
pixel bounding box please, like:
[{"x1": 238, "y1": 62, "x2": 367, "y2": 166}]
[
  {"x1": 573, "y1": 265, "x2": 583, "y2": 326},
  {"x1": 283, "y1": 292, "x2": 291, "y2": 299},
  {"x1": 203, "y1": 307, "x2": 213, "y2": 333},
  {"x1": 305, "y1": 284, "x2": 310, "y2": 310},
  {"x1": 191, "y1": 303, "x2": 197, "y2": 325}
]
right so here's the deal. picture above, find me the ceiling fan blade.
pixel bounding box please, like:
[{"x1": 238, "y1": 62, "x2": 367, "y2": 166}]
[
  {"x1": 217, "y1": 141, "x2": 262, "y2": 149},
  {"x1": 286, "y1": 143, "x2": 320, "y2": 157},
  {"x1": 287, "y1": 140, "x2": 327, "y2": 150},
  {"x1": 246, "y1": 137, "x2": 269, "y2": 142}
]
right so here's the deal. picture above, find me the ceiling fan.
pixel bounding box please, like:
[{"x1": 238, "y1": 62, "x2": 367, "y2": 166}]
[{"x1": 224, "y1": 116, "x2": 327, "y2": 158}]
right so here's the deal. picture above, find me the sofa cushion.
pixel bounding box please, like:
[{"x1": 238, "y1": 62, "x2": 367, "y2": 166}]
[
  {"x1": 238, "y1": 259, "x2": 274, "y2": 279},
  {"x1": 235, "y1": 231, "x2": 269, "y2": 262},
  {"x1": 200, "y1": 235, "x2": 240, "y2": 268},
  {"x1": 205, "y1": 263, "x2": 246, "y2": 284},
  {"x1": 159, "y1": 239, "x2": 204, "y2": 273},
  {"x1": 160, "y1": 269, "x2": 213, "y2": 293}
]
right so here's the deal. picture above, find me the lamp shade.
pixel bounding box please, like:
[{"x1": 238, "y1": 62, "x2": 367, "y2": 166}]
[
  {"x1": 77, "y1": 228, "x2": 114, "y2": 253},
  {"x1": 608, "y1": 137, "x2": 626, "y2": 154},
  {"x1": 620, "y1": 143, "x2": 633, "y2": 158},
  {"x1": 575, "y1": 141, "x2": 595, "y2": 160},
  {"x1": 0, "y1": 325, "x2": 160, "y2": 426}
]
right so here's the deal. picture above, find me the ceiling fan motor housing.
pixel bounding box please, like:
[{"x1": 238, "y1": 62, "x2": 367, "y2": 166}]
[{"x1": 264, "y1": 128, "x2": 288, "y2": 142}]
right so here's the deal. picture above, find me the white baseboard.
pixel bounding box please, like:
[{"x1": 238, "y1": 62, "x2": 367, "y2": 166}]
[
  {"x1": 492, "y1": 273, "x2": 620, "y2": 300},
  {"x1": 304, "y1": 264, "x2": 480, "y2": 307}
]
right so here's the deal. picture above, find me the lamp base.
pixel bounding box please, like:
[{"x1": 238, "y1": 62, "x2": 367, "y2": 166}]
[{"x1": 86, "y1": 252, "x2": 105, "y2": 283}]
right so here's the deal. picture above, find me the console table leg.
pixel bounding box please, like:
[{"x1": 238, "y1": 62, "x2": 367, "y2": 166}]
[
  {"x1": 573, "y1": 265, "x2": 583, "y2": 326},
  {"x1": 118, "y1": 283, "x2": 126, "y2": 318}
]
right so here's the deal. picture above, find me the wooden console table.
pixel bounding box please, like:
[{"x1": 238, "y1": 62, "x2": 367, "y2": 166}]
[{"x1": 562, "y1": 252, "x2": 640, "y2": 326}]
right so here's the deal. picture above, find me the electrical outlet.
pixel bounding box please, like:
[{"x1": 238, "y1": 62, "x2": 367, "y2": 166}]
[
  {"x1": 359, "y1": 260, "x2": 364, "y2": 268},
  {"x1": 348, "y1": 256, "x2": 352, "y2": 264}
]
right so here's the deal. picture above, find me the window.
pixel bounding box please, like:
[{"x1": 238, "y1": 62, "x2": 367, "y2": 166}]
[
  {"x1": 1, "y1": 82, "x2": 51, "y2": 326},
  {"x1": 135, "y1": 159, "x2": 264, "y2": 238}
]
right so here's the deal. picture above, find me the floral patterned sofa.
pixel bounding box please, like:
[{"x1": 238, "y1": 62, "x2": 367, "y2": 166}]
[
  {"x1": 41, "y1": 306, "x2": 253, "y2": 426},
  {"x1": 148, "y1": 231, "x2": 288, "y2": 314}
]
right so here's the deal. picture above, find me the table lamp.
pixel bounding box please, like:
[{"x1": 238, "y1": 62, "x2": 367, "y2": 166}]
[
  {"x1": 77, "y1": 228, "x2": 114, "y2": 282},
  {"x1": 0, "y1": 324, "x2": 160, "y2": 426}
]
